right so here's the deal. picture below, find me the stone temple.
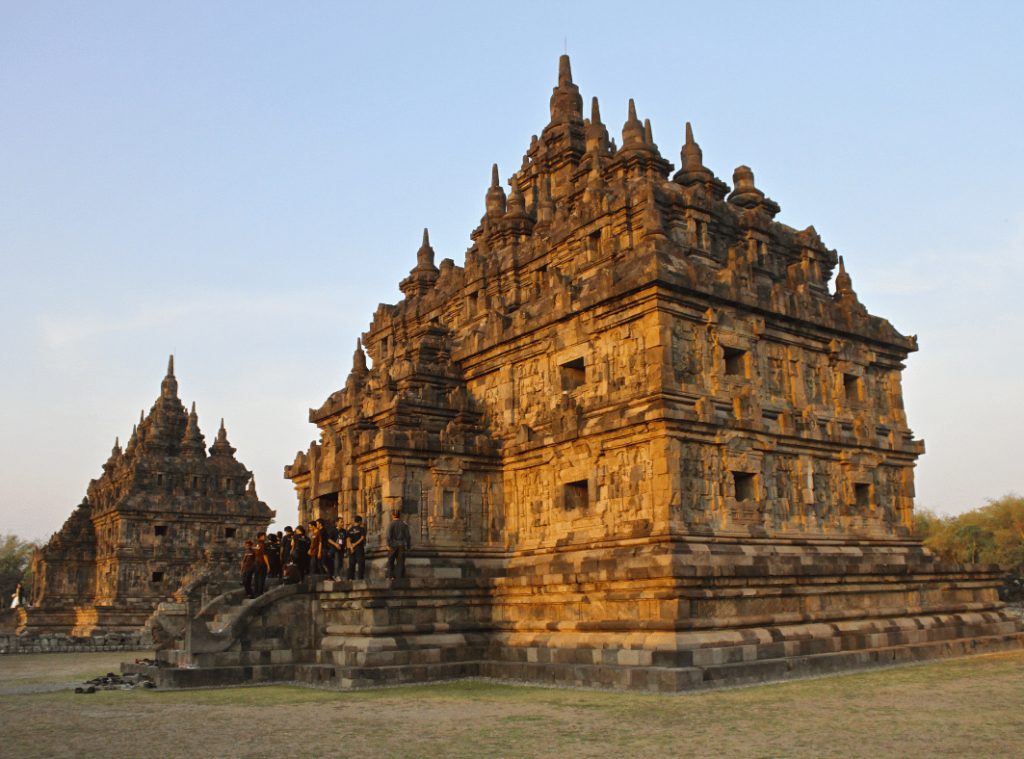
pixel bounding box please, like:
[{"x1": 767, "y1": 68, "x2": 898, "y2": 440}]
[
  {"x1": 132, "y1": 57, "x2": 1020, "y2": 691},
  {"x1": 23, "y1": 358, "x2": 274, "y2": 635}
]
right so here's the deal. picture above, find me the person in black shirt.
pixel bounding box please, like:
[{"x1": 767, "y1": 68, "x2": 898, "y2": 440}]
[
  {"x1": 266, "y1": 534, "x2": 283, "y2": 580},
  {"x1": 292, "y1": 526, "x2": 311, "y2": 581},
  {"x1": 347, "y1": 515, "x2": 367, "y2": 580},
  {"x1": 240, "y1": 540, "x2": 256, "y2": 599},
  {"x1": 281, "y1": 526, "x2": 294, "y2": 566},
  {"x1": 385, "y1": 511, "x2": 411, "y2": 581},
  {"x1": 327, "y1": 517, "x2": 347, "y2": 581}
]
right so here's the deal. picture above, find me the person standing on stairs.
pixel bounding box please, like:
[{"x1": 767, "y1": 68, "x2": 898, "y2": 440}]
[
  {"x1": 253, "y1": 533, "x2": 271, "y2": 596},
  {"x1": 241, "y1": 540, "x2": 257, "y2": 599},
  {"x1": 385, "y1": 510, "x2": 411, "y2": 581},
  {"x1": 347, "y1": 515, "x2": 367, "y2": 580}
]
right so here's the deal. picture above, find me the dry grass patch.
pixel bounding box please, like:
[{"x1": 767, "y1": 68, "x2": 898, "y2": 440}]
[{"x1": 1, "y1": 651, "x2": 1022, "y2": 759}]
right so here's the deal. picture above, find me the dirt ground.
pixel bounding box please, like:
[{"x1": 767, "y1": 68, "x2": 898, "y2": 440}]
[{"x1": 1, "y1": 650, "x2": 1022, "y2": 759}]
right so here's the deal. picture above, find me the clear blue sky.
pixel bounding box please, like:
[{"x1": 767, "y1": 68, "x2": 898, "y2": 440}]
[{"x1": 2, "y1": 1, "x2": 1022, "y2": 542}]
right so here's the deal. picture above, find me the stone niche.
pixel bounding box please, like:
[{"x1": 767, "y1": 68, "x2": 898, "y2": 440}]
[
  {"x1": 133, "y1": 57, "x2": 1020, "y2": 692},
  {"x1": 22, "y1": 358, "x2": 274, "y2": 636}
]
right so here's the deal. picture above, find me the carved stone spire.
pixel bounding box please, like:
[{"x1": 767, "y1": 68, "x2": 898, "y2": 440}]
[
  {"x1": 102, "y1": 437, "x2": 122, "y2": 474},
  {"x1": 181, "y1": 401, "x2": 206, "y2": 458},
  {"x1": 833, "y1": 255, "x2": 865, "y2": 314},
  {"x1": 505, "y1": 176, "x2": 528, "y2": 219},
  {"x1": 585, "y1": 96, "x2": 610, "y2": 155},
  {"x1": 485, "y1": 164, "x2": 507, "y2": 219},
  {"x1": 620, "y1": 99, "x2": 646, "y2": 149},
  {"x1": 161, "y1": 354, "x2": 178, "y2": 399},
  {"x1": 125, "y1": 424, "x2": 138, "y2": 456},
  {"x1": 835, "y1": 255, "x2": 853, "y2": 295},
  {"x1": 644, "y1": 119, "x2": 658, "y2": 153},
  {"x1": 209, "y1": 418, "x2": 236, "y2": 458},
  {"x1": 548, "y1": 54, "x2": 583, "y2": 124},
  {"x1": 727, "y1": 166, "x2": 781, "y2": 217},
  {"x1": 400, "y1": 228, "x2": 440, "y2": 297},
  {"x1": 416, "y1": 228, "x2": 436, "y2": 269},
  {"x1": 674, "y1": 122, "x2": 712, "y2": 184},
  {"x1": 353, "y1": 338, "x2": 369, "y2": 376}
]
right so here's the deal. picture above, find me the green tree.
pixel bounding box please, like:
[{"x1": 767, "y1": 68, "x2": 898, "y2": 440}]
[
  {"x1": 0, "y1": 534, "x2": 38, "y2": 607},
  {"x1": 917, "y1": 494, "x2": 1024, "y2": 573}
]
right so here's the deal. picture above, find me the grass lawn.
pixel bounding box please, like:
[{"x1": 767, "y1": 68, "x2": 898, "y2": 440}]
[{"x1": 1, "y1": 650, "x2": 1022, "y2": 758}]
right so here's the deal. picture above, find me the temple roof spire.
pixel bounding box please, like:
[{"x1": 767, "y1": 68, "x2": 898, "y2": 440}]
[
  {"x1": 485, "y1": 164, "x2": 507, "y2": 219},
  {"x1": 181, "y1": 401, "x2": 206, "y2": 458},
  {"x1": 161, "y1": 354, "x2": 178, "y2": 399},
  {"x1": 548, "y1": 54, "x2": 583, "y2": 124},
  {"x1": 728, "y1": 165, "x2": 781, "y2": 217},
  {"x1": 416, "y1": 228, "x2": 436, "y2": 268},
  {"x1": 401, "y1": 227, "x2": 440, "y2": 297},
  {"x1": 620, "y1": 98, "x2": 646, "y2": 149},
  {"x1": 585, "y1": 96, "x2": 610, "y2": 155},
  {"x1": 353, "y1": 338, "x2": 368, "y2": 375},
  {"x1": 209, "y1": 418, "x2": 236, "y2": 458},
  {"x1": 505, "y1": 175, "x2": 528, "y2": 219}
]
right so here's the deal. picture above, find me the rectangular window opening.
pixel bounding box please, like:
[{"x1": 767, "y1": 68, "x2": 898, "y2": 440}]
[
  {"x1": 225, "y1": 527, "x2": 237, "y2": 539},
  {"x1": 151, "y1": 571, "x2": 164, "y2": 583},
  {"x1": 442, "y1": 490, "x2": 454, "y2": 519},
  {"x1": 732, "y1": 472, "x2": 757, "y2": 502},
  {"x1": 855, "y1": 483, "x2": 872, "y2": 511},
  {"x1": 724, "y1": 347, "x2": 746, "y2": 377},
  {"x1": 564, "y1": 480, "x2": 589, "y2": 511},
  {"x1": 153, "y1": 525, "x2": 168, "y2": 537},
  {"x1": 561, "y1": 357, "x2": 586, "y2": 392},
  {"x1": 156, "y1": 473, "x2": 164, "y2": 486},
  {"x1": 844, "y1": 373, "x2": 861, "y2": 402}
]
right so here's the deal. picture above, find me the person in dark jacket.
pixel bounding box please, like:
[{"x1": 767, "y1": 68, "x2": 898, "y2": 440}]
[
  {"x1": 347, "y1": 515, "x2": 367, "y2": 581},
  {"x1": 385, "y1": 510, "x2": 411, "y2": 581},
  {"x1": 281, "y1": 526, "x2": 294, "y2": 566},
  {"x1": 292, "y1": 526, "x2": 311, "y2": 581},
  {"x1": 266, "y1": 533, "x2": 283, "y2": 580},
  {"x1": 241, "y1": 540, "x2": 256, "y2": 598}
]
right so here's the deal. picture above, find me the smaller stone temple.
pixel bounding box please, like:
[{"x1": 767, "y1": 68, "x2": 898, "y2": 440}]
[{"x1": 22, "y1": 357, "x2": 274, "y2": 635}]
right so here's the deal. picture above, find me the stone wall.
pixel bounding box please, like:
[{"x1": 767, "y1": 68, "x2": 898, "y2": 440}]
[{"x1": 0, "y1": 630, "x2": 148, "y2": 655}]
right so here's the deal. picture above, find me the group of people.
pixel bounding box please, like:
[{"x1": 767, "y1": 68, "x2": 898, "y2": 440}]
[{"x1": 240, "y1": 511, "x2": 411, "y2": 599}]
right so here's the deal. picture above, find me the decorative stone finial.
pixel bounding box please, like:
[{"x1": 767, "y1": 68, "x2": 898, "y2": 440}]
[
  {"x1": 549, "y1": 54, "x2": 583, "y2": 124},
  {"x1": 161, "y1": 355, "x2": 178, "y2": 399},
  {"x1": 209, "y1": 418, "x2": 236, "y2": 458},
  {"x1": 505, "y1": 175, "x2": 528, "y2": 219},
  {"x1": 353, "y1": 338, "x2": 368, "y2": 375},
  {"x1": 486, "y1": 164, "x2": 507, "y2": 219},
  {"x1": 644, "y1": 119, "x2": 658, "y2": 152},
  {"x1": 727, "y1": 165, "x2": 781, "y2": 217},
  {"x1": 585, "y1": 96, "x2": 610, "y2": 155},
  {"x1": 181, "y1": 402, "x2": 206, "y2": 457},
  {"x1": 416, "y1": 228, "x2": 435, "y2": 268},
  {"x1": 835, "y1": 256, "x2": 854, "y2": 295},
  {"x1": 673, "y1": 122, "x2": 712, "y2": 185},
  {"x1": 620, "y1": 99, "x2": 645, "y2": 149},
  {"x1": 402, "y1": 227, "x2": 440, "y2": 297}
]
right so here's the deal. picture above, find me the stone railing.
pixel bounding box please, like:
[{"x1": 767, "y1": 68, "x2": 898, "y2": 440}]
[{"x1": 0, "y1": 631, "x2": 149, "y2": 655}]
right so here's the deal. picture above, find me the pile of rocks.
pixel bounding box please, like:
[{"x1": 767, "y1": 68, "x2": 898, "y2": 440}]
[
  {"x1": 999, "y1": 574, "x2": 1024, "y2": 603},
  {"x1": 0, "y1": 631, "x2": 148, "y2": 655},
  {"x1": 74, "y1": 672, "x2": 155, "y2": 693}
]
